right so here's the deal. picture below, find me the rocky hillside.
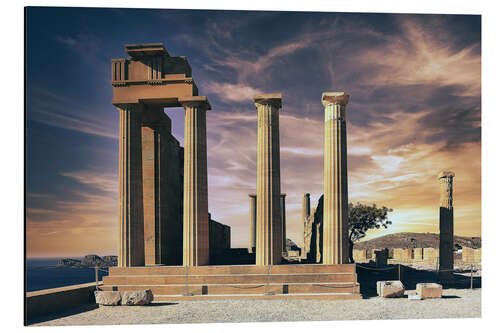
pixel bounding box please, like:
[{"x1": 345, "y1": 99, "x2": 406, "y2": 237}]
[
  {"x1": 57, "y1": 254, "x2": 117, "y2": 268},
  {"x1": 353, "y1": 232, "x2": 481, "y2": 251}
]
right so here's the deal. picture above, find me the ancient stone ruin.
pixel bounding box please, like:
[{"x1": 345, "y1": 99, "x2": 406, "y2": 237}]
[{"x1": 103, "y1": 42, "x2": 360, "y2": 301}]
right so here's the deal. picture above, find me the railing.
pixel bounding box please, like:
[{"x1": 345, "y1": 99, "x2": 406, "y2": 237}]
[{"x1": 94, "y1": 267, "x2": 110, "y2": 291}]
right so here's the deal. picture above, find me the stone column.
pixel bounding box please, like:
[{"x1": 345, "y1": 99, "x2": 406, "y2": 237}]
[
  {"x1": 281, "y1": 193, "x2": 287, "y2": 253},
  {"x1": 248, "y1": 194, "x2": 257, "y2": 253},
  {"x1": 255, "y1": 94, "x2": 283, "y2": 266},
  {"x1": 142, "y1": 117, "x2": 173, "y2": 266},
  {"x1": 322, "y1": 92, "x2": 350, "y2": 265},
  {"x1": 302, "y1": 193, "x2": 311, "y2": 223},
  {"x1": 117, "y1": 103, "x2": 145, "y2": 267},
  {"x1": 180, "y1": 96, "x2": 211, "y2": 266},
  {"x1": 439, "y1": 171, "x2": 455, "y2": 281}
]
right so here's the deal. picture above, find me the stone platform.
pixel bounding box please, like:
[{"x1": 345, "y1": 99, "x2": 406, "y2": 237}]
[{"x1": 101, "y1": 264, "x2": 362, "y2": 301}]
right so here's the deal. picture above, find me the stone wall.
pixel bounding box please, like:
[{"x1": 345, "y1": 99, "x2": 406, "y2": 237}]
[
  {"x1": 25, "y1": 282, "x2": 98, "y2": 324},
  {"x1": 393, "y1": 248, "x2": 413, "y2": 261},
  {"x1": 423, "y1": 248, "x2": 439, "y2": 264},
  {"x1": 353, "y1": 249, "x2": 368, "y2": 263},
  {"x1": 209, "y1": 217, "x2": 231, "y2": 264},
  {"x1": 462, "y1": 247, "x2": 481, "y2": 264}
]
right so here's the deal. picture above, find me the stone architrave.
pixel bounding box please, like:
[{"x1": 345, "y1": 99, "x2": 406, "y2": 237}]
[
  {"x1": 254, "y1": 94, "x2": 283, "y2": 266},
  {"x1": 248, "y1": 194, "x2": 257, "y2": 253},
  {"x1": 281, "y1": 193, "x2": 287, "y2": 253},
  {"x1": 322, "y1": 92, "x2": 350, "y2": 265},
  {"x1": 439, "y1": 171, "x2": 455, "y2": 281},
  {"x1": 180, "y1": 96, "x2": 211, "y2": 266},
  {"x1": 117, "y1": 103, "x2": 145, "y2": 267}
]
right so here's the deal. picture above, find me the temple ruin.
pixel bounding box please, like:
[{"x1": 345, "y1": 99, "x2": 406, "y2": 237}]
[{"x1": 104, "y1": 42, "x2": 360, "y2": 301}]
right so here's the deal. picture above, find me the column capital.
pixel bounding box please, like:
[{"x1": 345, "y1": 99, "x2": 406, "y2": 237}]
[
  {"x1": 179, "y1": 96, "x2": 211, "y2": 110},
  {"x1": 248, "y1": 193, "x2": 257, "y2": 198},
  {"x1": 254, "y1": 93, "x2": 282, "y2": 109},
  {"x1": 322, "y1": 92, "x2": 350, "y2": 107},
  {"x1": 438, "y1": 170, "x2": 455, "y2": 180}
]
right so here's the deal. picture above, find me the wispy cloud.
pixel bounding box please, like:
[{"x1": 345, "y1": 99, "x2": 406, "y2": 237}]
[{"x1": 27, "y1": 87, "x2": 117, "y2": 139}]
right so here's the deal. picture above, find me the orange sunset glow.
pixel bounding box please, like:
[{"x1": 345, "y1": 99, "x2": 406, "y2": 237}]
[{"x1": 26, "y1": 9, "x2": 481, "y2": 258}]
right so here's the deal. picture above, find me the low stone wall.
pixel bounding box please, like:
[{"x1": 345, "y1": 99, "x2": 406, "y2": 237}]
[
  {"x1": 462, "y1": 247, "x2": 481, "y2": 264},
  {"x1": 353, "y1": 249, "x2": 368, "y2": 263},
  {"x1": 25, "y1": 282, "x2": 100, "y2": 323}
]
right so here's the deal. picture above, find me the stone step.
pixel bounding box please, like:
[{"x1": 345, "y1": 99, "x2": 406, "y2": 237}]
[
  {"x1": 103, "y1": 273, "x2": 357, "y2": 285},
  {"x1": 152, "y1": 293, "x2": 363, "y2": 301},
  {"x1": 108, "y1": 264, "x2": 356, "y2": 276},
  {"x1": 99, "y1": 282, "x2": 360, "y2": 295}
]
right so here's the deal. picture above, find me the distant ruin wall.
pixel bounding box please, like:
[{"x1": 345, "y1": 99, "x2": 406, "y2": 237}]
[{"x1": 462, "y1": 247, "x2": 481, "y2": 264}]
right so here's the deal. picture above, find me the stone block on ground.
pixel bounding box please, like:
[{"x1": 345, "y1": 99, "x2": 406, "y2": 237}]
[
  {"x1": 376, "y1": 280, "x2": 405, "y2": 298},
  {"x1": 416, "y1": 283, "x2": 442, "y2": 299},
  {"x1": 95, "y1": 291, "x2": 121, "y2": 306},
  {"x1": 121, "y1": 290, "x2": 154, "y2": 305}
]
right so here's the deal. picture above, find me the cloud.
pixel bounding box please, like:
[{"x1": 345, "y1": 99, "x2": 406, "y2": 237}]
[
  {"x1": 26, "y1": 11, "x2": 481, "y2": 252},
  {"x1": 26, "y1": 169, "x2": 118, "y2": 257},
  {"x1": 353, "y1": 18, "x2": 481, "y2": 96},
  {"x1": 27, "y1": 87, "x2": 117, "y2": 139},
  {"x1": 203, "y1": 82, "x2": 263, "y2": 102},
  {"x1": 60, "y1": 170, "x2": 117, "y2": 194}
]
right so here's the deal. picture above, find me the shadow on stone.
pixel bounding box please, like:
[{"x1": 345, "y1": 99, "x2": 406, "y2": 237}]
[
  {"x1": 356, "y1": 263, "x2": 481, "y2": 298},
  {"x1": 26, "y1": 304, "x2": 99, "y2": 326},
  {"x1": 145, "y1": 302, "x2": 178, "y2": 307}
]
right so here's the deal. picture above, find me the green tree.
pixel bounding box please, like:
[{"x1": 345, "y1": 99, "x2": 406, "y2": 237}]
[{"x1": 348, "y1": 202, "x2": 392, "y2": 263}]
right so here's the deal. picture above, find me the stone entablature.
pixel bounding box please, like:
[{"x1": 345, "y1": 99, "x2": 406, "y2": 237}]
[{"x1": 111, "y1": 44, "x2": 198, "y2": 106}]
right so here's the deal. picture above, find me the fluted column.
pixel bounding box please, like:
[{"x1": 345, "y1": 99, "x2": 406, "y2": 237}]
[
  {"x1": 322, "y1": 92, "x2": 350, "y2": 265},
  {"x1": 142, "y1": 117, "x2": 174, "y2": 266},
  {"x1": 439, "y1": 171, "x2": 455, "y2": 280},
  {"x1": 281, "y1": 193, "x2": 287, "y2": 252},
  {"x1": 117, "y1": 103, "x2": 145, "y2": 267},
  {"x1": 255, "y1": 94, "x2": 283, "y2": 266},
  {"x1": 180, "y1": 96, "x2": 211, "y2": 266},
  {"x1": 249, "y1": 194, "x2": 257, "y2": 253}
]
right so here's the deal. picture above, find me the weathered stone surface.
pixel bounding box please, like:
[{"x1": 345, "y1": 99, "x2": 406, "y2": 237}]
[
  {"x1": 322, "y1": 92, "x2": 350, "y2": 264},
  {"x1": 439, "y1": 171, "x2": 455, "y2": 281},
  {"x1": 181, "y1": 97, "x2": 211, "y2": 267},
  {"x1": 416, "y1": 283, "x2": 442, "y2": 299},
  {"x1": 121, "y1": 290, "x2": 154, "y2": 305},
  {"x1": 254, "y1": 94, "x2": 283, "y2": 266},
  {"x1": 95, "y1": 291, "x2": 121, "y2": 306},
  {"x1": 376, "y1": 280, "x2": 405, "y2": 298}
]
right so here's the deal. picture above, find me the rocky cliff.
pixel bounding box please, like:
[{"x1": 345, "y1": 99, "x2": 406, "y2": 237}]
[
  {"x1": 354, "y1": 232, "x2": 481, "y2": 251},
  {"x1": 57, "y1": 254, "x2": 117, "y2": 268}
]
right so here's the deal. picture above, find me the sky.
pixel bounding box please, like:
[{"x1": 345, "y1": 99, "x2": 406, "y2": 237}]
[{"x1": 25, "y1": 7, "x2": 481, "y2": 258}]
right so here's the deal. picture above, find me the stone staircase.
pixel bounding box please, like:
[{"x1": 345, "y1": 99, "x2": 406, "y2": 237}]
[{"x1": 101, "y1": 264, "x2": 362, "y2": 301}]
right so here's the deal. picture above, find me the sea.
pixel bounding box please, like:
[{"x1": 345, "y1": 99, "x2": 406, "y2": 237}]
[{"x1": 26, "y1": 258, "x2": 109, "y2": 292}]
